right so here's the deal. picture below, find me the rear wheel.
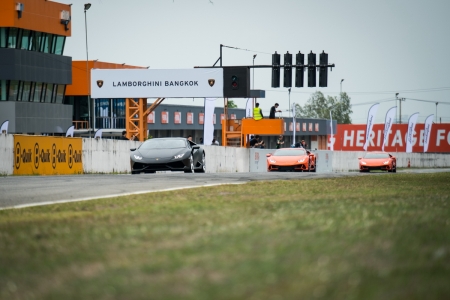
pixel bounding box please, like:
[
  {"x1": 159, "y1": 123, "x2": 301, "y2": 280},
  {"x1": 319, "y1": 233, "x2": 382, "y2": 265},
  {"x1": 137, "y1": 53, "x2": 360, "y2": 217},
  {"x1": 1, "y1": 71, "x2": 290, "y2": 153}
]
[{"x1": 131, "y1": 170, "x2": 139, "y2": 175}]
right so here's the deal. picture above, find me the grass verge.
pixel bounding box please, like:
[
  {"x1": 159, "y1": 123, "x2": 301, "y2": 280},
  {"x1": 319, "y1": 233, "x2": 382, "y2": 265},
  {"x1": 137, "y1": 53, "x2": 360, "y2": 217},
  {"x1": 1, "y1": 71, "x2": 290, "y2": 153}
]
[{"x1": 1, "y1": 173, "x2": 449, "y2": 300}]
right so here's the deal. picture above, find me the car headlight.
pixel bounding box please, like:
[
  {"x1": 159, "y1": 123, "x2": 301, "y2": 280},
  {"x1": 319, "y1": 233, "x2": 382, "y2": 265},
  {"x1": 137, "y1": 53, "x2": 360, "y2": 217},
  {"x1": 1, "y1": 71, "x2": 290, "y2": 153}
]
[
  {"x1": 269, "y1": 159, "x2": 276, "y2": 163},
  {"x1": 174, "y1": 153, "x2": 184, "y2": 159},
  {"x1": 133, "y1": 155, "x2": 142, "y2": 160},
  {"x1": 298, "y1": 158, "x2": 305, "y2": 163},
  {"x1": 383, "y1": 160, "x2": 389, "y2": 164},
  {"x1": 361, "y1": 161, "x2": 366, "y2": 165}
]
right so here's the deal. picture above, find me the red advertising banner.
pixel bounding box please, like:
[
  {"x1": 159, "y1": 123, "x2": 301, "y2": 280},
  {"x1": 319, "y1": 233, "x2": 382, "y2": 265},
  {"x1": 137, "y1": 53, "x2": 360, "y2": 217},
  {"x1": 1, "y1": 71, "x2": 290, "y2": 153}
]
[
  {"x1": 296, "y1": 122, "x2": 300, "y2": 131},
  {"x1": 147, "y1": 111, "x2": 155, "y2": 124},
  {"x1": 302, "y1": 123, "x2": 307, "y2": 132},
  {"x1": 187, "y1": 112, "x2": 193, "y2": 125},
  {"x1": 174, "y1": 112, "x2": 181, "y2": 124},
  {"x1": 315, "y1": 123, "x2": 319, "y2": 132},
  {"x1": 199, "y1": 113, "x2": 204, "y2": 125},
  {"x1": 231, "y1": 114, "x2": 236, "y2": 120},
  {"x1": 329, "y1": 123, "x2": 450, "y2": 152},
  {"x1": 161, "y1": 111, "x2": 169, "y2": 124},
  {"x1": 309, "y1": 123, "x2": 313, "y2": 131},
  {"x1": 289, "y1": 122, "x2": 293, "y2": 131}
]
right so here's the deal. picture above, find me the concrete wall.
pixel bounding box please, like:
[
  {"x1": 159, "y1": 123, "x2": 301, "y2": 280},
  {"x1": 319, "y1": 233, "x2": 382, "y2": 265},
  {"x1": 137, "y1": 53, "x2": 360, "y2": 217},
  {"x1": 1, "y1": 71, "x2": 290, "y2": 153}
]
[
  {"x1": 331, "y1": 151, "x2": 450, "y2": 172},
  {"x1": 0, "y1": 133, "x2": 13, "y2": 175},
  {"x1": 82, "y1": 138, "x2": 141, "y2": 174},
  {"x1": 1, "y1": 134, "x2": 450, "y2": 175},
  {"x1": 203, "y1": 145, "x2": 249, "y2": 173}
]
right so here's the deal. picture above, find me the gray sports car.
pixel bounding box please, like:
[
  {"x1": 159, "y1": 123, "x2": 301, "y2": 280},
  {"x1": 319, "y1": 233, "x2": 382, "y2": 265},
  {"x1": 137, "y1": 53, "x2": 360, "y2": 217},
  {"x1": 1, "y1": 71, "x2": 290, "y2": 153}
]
[{"x1": 130, "y1": 137, "x2": 206, "y2": 174}]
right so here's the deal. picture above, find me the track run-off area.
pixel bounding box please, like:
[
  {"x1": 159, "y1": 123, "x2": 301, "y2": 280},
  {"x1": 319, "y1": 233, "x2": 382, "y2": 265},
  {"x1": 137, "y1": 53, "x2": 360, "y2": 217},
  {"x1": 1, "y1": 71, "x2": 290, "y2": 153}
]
[{"x1": 1, "y1": 169, "x2": 449, "y2": 210}]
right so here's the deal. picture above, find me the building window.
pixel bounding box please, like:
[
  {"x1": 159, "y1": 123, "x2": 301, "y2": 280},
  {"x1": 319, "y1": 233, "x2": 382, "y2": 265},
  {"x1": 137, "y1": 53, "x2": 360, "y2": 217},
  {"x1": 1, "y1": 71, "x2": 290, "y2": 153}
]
[
  {"x1": 0, "y1": 28, "x2": 7, "y2": 48},
  {"x1": 55, "y1": 85, "x2": 65, "y2": 103},
  {"x1": 40, "y1": 33, "x2": 49, "y2": 53},
  {"x1": 29, "y1": 31, "x2": 41, "y2": 51},
  {"x1": 43, "y1": 83, "x2": 53, "y2": 102},
  {"x1": 16, "y1": 81, "x2": 24, "y2": 101},
  {"x1": 22, "y1": 81, "x2": 31, "y2": 102},
  {"x1": 19, "y1": 29, "x2": 30, "y2": 50},
  {"x1": 54, "y1": 36, "x2": 65, "y2": 55},
  {"x1": 0, "y1": 80, "x2": 7, "y2": 100},
  {"x1": 7, "y1": 28, "x2": 18, "y2": 48},
  {"x1": 33, "y1": 82, "x2": 43, "y2": 102},
  {"x1": 8, "y1": 80, "x2": 19, "y2": 101}
]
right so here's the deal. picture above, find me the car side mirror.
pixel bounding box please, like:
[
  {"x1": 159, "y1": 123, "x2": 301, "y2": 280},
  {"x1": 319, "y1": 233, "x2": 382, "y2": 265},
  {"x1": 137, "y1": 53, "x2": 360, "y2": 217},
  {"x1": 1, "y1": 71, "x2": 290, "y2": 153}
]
[
  {"x1": 358, "y1": 157, "x2": 362, "y2": 160},
  {"x1": 266, "y1": 153, "x2": 272, "y2": 157},
  {"x1": 130, "y1": 148, "x2": 136, "y2": 151}
]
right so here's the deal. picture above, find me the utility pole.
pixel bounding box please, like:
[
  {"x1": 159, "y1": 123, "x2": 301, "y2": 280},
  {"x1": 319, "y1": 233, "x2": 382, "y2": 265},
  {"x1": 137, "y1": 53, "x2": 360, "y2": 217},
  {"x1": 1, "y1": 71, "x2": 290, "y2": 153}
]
[{"x1": 395, "y1": 93, "x2": 405, "y2": 124}]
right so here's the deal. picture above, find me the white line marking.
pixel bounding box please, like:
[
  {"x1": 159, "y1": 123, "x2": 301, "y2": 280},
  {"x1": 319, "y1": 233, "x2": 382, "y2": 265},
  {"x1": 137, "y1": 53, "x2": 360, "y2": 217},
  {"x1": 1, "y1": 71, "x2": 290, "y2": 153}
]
[{"x1": 0, "y1": 182, "x2": 245, "y2": 211}]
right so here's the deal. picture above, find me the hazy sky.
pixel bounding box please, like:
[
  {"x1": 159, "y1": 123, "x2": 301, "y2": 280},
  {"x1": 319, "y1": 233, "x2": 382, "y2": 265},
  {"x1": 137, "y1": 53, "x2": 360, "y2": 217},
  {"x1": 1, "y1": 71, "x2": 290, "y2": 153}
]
[{"x1": 63, "y1": 0, "x2": 450, "y2": 124}]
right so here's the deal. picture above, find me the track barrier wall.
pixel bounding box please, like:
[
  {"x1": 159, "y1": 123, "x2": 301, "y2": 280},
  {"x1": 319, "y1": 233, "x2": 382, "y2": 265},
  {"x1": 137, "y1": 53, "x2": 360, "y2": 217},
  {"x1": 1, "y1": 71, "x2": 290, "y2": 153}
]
[{"x1": 0, "y1": 134, "x2": 449, "y2": 175}]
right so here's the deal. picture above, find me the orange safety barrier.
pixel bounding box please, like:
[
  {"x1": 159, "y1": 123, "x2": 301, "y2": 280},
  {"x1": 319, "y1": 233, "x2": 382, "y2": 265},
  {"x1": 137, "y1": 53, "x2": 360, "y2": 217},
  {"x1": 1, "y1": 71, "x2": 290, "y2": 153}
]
[{"x1": 222, "y1": 118, "x2": 285, "y2": 147}]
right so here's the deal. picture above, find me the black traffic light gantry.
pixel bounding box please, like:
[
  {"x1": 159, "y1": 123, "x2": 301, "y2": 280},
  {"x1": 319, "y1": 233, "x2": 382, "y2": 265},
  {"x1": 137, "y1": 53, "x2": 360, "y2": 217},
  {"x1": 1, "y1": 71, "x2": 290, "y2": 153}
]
[
  {"x1": 231, "y1": 75, "x2": 239, "y2": 90},
  {"x1": 319, "y1": 51, "x2": 328, "y2": 87},
  {"x1": 271, "y1": 51, "x2": 281, "y2": 88},
  {"x1": 307, "y1": 51, "x2": 316, "y2": 87},
  {"x1": 283, "y1": 51, "x2": 292, "y2": 88},
  {"x1": 223, "y1": 67, "x2": 250, "y2": 98},
  {"x1": 295, "y1": 51, "x2": 304, "y2": 87}
]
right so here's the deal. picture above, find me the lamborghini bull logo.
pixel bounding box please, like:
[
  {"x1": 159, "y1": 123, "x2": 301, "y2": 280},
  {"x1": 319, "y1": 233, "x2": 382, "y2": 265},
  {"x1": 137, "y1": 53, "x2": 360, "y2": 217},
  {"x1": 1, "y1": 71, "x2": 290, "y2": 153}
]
[
  {"x1": 208, "y1": 79, "x2": 215, "y2": 87},
  {"x1": 97, "y1": 80, "x2": 104, "y2": 88}
]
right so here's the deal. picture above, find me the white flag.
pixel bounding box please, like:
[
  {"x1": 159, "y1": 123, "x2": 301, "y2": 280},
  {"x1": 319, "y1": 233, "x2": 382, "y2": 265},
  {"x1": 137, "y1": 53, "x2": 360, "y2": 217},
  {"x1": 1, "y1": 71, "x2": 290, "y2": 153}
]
[
  {"x1": 423, "y1": 114, "x2": 434, "y2": 152},
  {"x1": 203, "y1": 98, "x2": 216, "y2": 146},
  {"x1": 406, "y1": 112, "x2": 419, "y2": 153},
  {"x1": 329, "y1": 111, "x2": 334, "y2": 151},
  {"x1": 65, "y1": 125, "x2": 75, "y2": 137},
  {"x1": 0, "y1": 120, "x2": 9, "y2": 134},
  {"x1": 245, "y1": 98, "x2": 253, "y2": 118},
  {"x1": 292, "y1": 103, "x2": 296, "y2": 146},
  {"x1": 363, "y1": 103, "x2": 379, "y2": 151},
  {"x1": 382, "y1": 106, "x2": 396, "y2": 151}
]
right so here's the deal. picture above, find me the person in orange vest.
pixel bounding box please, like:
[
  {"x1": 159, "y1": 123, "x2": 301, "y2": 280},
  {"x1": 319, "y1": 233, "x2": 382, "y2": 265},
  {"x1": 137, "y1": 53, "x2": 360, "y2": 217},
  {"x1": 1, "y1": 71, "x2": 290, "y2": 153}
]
[{"x1": 253, "y1": 103, "x2": 263, "y2": 120}]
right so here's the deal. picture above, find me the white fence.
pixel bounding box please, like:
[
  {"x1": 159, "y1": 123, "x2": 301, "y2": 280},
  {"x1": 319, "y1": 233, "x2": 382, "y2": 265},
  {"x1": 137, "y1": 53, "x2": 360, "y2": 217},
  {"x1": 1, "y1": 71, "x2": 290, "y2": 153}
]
[{"x1": 1, "y1": 134, "x2": 449, "y2": 175}]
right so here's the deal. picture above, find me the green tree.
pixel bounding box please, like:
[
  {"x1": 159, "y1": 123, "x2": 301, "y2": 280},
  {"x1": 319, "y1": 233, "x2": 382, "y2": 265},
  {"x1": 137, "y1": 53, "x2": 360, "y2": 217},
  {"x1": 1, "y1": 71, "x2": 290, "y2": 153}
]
[
  {"x1": 294, "y1": 91, "x2": 352, "y2": 124},
  {"x1": 227, "y1": 99, "x2": 238, "y2": 108}
]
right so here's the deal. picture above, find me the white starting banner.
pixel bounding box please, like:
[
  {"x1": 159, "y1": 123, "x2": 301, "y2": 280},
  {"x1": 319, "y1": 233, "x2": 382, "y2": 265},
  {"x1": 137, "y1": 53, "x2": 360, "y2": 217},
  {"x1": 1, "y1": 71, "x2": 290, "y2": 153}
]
[{"x1": 91, "y1": 68, "x2": 224, "y2": 98}]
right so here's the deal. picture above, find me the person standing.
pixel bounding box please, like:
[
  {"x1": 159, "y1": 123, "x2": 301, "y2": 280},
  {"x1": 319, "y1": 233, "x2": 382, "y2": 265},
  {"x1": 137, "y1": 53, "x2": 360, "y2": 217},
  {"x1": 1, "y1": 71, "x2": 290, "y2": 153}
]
[
  {"x1": 300, "y1": 140, "x2": 308, "y2": 148},
  {"x1": 269, "y1": 103, "x2": 281, "y2": 119},
  {"x1": 121, "y1": 130, "x2": 129, "y2": 140},
  {"x1": 253, "y1": 103, "x2": 263, "y2": 120},
  {"x1": 276, "y1": 135, "x2": 284, "y2": 149}
]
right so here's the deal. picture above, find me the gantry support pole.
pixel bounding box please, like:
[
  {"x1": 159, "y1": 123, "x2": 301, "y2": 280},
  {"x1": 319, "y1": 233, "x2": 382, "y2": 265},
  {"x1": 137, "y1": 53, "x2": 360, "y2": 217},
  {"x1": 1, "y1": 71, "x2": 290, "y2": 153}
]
[{"x1": 125, "y1": 98, "x2": 165, "y2": 141}]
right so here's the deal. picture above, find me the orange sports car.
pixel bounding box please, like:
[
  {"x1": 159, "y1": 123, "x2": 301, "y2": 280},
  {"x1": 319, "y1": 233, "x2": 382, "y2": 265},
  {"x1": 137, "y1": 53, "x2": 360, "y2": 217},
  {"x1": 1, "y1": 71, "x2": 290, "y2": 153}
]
[
  {"x1": 358, "y1": 151, "x2": 396, "y2": 173},
  {"x1": 266, "y1": 148, "x2": 316, "y2": 172}
]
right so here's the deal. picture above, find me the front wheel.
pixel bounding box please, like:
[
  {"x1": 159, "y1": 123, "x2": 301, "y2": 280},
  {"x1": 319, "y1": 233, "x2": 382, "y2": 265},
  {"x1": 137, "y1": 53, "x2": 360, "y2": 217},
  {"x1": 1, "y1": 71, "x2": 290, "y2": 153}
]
[
  {"x1": 184, "y1": 155, "x2": 194, "y2": 173},
  {"x1": 195, "y1": 152, "x2": 206, "y2": 173}
]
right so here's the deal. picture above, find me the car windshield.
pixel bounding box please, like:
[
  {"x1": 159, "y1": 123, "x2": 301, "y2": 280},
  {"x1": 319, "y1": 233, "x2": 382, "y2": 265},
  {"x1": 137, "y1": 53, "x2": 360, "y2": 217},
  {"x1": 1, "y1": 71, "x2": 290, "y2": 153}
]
[
  {"x1": 273, "y1": 149, "x2": 306, "y2": 156},
  {"x1": 139, "y1": 138, "x2": 187, "y2": 150},
  {"x1": 364, "y1": 153, "x2": 389, "y2": 159}
]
